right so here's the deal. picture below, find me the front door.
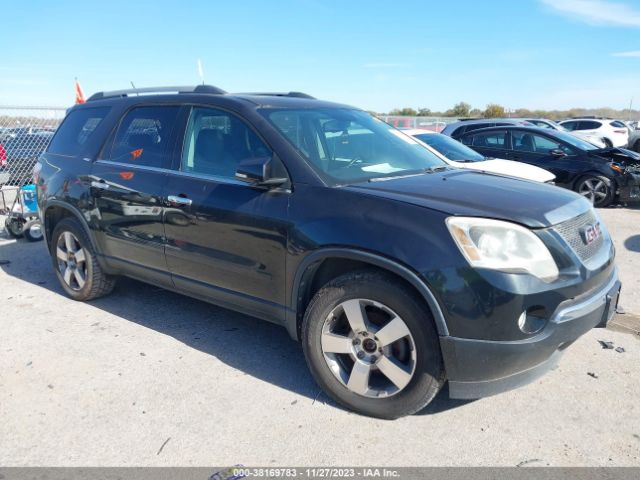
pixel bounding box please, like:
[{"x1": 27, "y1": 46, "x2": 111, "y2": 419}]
[
  {"x1": 163, "y1": 106, "x2": 290, "y2": 323},
  {"x1": 507, "y1": 131, "x2": 580, "y2": 187},
  {"x1": 90, "y1": 105, "x2": 182, "y2": 285}
]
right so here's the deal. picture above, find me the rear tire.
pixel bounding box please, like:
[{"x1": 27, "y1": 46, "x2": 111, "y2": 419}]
[
  {"x1": 575, "y1": 174, "x2": 615, "y2": 208},
  {"x1": 301, "y1": 270, "x2": 444, "y2": 419},
  {"x1": 50, "y1": 217, "x2": 116, "y2": 301},
  {"x1": 603, "y1": 138, "x2": 613, "y2": 148}
]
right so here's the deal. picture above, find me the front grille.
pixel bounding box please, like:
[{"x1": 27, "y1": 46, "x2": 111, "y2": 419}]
[{"x1": 553, "y1": 210, "x2": 605, "y2": 262}]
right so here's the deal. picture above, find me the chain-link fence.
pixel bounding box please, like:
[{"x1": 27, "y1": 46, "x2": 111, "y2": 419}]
[{"x1": 0, "y1": 106, "x2": 66, "y2": 188}]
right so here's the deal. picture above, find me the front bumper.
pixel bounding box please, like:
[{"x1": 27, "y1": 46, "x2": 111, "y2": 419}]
[
  {"x1": 618, "y1": 172, "x2": 640, "y2": 202},
  {"x1": 441, "y1": 270, "x2": 620, "y2": 399}
]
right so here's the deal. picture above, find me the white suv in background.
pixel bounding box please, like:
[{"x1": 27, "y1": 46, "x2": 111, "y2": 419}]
[
  {"x1": 522, "y1": 118, "x2": 606, "y2": 148},
  {"x1": 559, "y1": 119, "x2": 629, "y2": 148}
]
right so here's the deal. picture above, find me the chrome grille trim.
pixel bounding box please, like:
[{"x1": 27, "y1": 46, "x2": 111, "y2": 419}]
[{"x1": 553, "y1": 210, "x2": 605, "y2": 262}]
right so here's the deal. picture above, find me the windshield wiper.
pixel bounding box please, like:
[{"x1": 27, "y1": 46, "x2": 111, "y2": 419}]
[
  {"x1": 367, "y1": 165, "x2": 448, "y2": 182},
  {"x1": 424, "y1": 165, "x2": 448, "y2": 173}
]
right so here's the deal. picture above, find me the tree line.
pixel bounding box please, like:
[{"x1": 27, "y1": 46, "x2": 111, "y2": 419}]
[{"x1": 383, "y1": 102, "x2": 639, "y2": 120}]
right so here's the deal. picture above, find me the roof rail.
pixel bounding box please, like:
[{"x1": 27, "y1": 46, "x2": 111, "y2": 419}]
[
  {"x1": 87, "y1": 84, "x2": 227, "y2": 101},
  {"x1": 239, "y1": 91, "x2": 316, "y2": 99}
]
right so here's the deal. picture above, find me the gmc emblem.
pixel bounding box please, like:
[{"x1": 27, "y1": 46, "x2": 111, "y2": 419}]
[{"x1": 581, "y1": 222, "x2": 601, "y2": 245}]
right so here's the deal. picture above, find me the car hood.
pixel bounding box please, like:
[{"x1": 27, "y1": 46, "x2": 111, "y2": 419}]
[
  {"x1": 591, "y1": 147, "x2": 640, "y2": 171},
  {"x1": 346, "y1": 168, "x2": 591, "y2": 228},
  {"x1": 447, "y1": 158, "x2": 556, "y2": 183}
]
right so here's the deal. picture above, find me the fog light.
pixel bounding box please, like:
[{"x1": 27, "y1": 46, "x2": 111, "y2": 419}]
[{"x1": 518, "y1": 307, "x2": 547, "y2": 334}]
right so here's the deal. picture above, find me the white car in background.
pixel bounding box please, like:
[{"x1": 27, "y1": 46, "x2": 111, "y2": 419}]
[
  {"x1": 522, "y1": 118, "x2": 607, "y2": 148},
  {"x1": 402, "y1": 129, "x2": 556, "y2": 183},
  {"x1": 559, "y1": 118, "x2": 629, "y2": 148}
]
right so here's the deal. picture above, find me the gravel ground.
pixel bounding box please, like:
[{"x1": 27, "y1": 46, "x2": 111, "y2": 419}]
[{"x1": 0, "y1": 207, "x2": 639, "y2": 467}]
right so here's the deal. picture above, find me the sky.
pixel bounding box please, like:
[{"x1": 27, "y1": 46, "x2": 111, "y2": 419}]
[{"x1": 2, "y1": 0, "x2": 640, "y2": 112}]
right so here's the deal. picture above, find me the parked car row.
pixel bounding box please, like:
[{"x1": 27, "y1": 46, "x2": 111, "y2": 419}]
[
  {"x1": 0, "y1": 130, "x2": 54, "y2": 186},
  {"x1": 407, "y1": 117, "x2": 640, "y2": 207},
  {"x1": 35, "y1": 85, "x2": 621, "y2": 419}
]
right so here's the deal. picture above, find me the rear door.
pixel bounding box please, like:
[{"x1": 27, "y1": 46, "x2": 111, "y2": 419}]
[
  {"x1": 90, "y1": 105, "x2": 182, "y2": 285},
  {"x1": 460, "y1": 129, "x2": 509, "y2": 158},
  {"x1": 162, "y1": 106, "x2": 290, "y2": 322}
]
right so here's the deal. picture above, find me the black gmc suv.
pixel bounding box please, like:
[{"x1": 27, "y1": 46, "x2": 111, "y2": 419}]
[{"x1": 36, "y1": 85, "x2": 620, "y2": 419}]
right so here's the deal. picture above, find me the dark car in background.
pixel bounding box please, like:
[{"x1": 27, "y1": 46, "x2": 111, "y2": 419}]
[
  {"x1": 458, "y1": 126, "x2": 640, "y2": 207},
  {"x1": 441, "y1": 118, "x2": 533, "y2": 139},
  {"x1": 0, "y1": 131, "x2": 54, "y2": 186},
  {"x1": 36, "y1": 85, "x2": 620, "y2": 419}
]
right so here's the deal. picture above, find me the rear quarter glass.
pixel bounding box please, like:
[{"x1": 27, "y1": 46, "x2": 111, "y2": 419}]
[{"x1": 47, "y1": 107, "x2": 110, "y2": 156}]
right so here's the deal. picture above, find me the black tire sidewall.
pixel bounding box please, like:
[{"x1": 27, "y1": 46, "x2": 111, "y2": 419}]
[
  {"x1": 302, "y1": 271, "x2": 444, "y2": 419},
  {"x1": 50, "y1": 218, "x2": 96, "y2": 300}
]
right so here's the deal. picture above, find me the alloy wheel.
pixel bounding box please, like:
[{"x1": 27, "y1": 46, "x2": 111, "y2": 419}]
[
  {"x1": 578, "y1": 178, "x2": 608, "y2": 204},
  {"x1": 56, "y1": 231, "x2": 88, "y2": 291},
  {"x1": 320, "y1": 298, "x2": 417, "y2": 398}
]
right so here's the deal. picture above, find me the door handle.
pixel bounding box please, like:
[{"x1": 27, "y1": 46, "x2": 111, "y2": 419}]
[
  {"x1": 167, "y1": 195, "x2": 192, "y2": 206},
  {"x1": 91, "y1": 180, "x2": 109, "y2": 190}
]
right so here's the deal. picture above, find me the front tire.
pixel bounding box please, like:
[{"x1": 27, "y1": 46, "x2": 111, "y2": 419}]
[
  {"x1": 50, "y1": 217, "x2": 116, "y2": 301},
  {"x1": 576, "y1": 175, "x2": 615, "y2": 207},
  {"x1": 301, "y1": 270, "x2": 444, "y2": 419}
]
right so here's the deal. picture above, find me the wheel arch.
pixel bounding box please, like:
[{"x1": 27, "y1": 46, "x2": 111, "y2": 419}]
[
  {"x1": 43, "y1": 201, "x2": 98, "y2": 252},
  {"x1": 572, "y1": 170, "x2": 616, "y2": 190},
  {"x1": 287, "y1": 248, "x2": 449, "y2": 341}
]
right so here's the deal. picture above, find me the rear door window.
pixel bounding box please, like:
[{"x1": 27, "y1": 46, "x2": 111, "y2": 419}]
[
  {"x1": 467, "y1": 131, "x2": 507, "y2": 149},
  {"x1": 105, "y1": 106, "x2": 180, "y2": 168},
  {"x1": 47, "y1": 107, "x2": 110, "y2": 156},
  {"x1": 561, "y1": 121, "x2": 577, "y2": 131}
]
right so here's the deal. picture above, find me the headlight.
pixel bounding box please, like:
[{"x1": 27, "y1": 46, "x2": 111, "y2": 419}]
[{"x1": 446, "y1": 217, "x2": 559, "y2": 281}]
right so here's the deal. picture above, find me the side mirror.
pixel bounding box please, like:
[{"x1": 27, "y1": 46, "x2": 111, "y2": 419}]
[
  {"x1": 550, "y1": 149, "x2": 566, "y2": 157},
  {"x1": 235, "y1": 156, "x2": 288, "y2": 188}
]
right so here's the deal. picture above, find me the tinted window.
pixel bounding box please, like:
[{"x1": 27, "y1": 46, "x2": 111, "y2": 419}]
[
  {"x1": 561, "y1": 121, "x2": 577, "y2": 131},
  {"x1": 47, "y1": 107, "x2": 110, "y2": 155},
  {"x1": 610, "y1": 120, "x2": 626, "y2": 128},
  {"x1": 181, "y1": 107, "x2": 272, "y2": 179},
  {"x1": 107, "y1": 106, "x2": 180, "y2": 168},
  {"x1": 466, "y1": 131, "x2": 507, "y2": 149},
  {"x1": 464, "y1": 123, "x2": 494, "y2": 133},
  {"x1": 578, "y1": 121, "x2": 601, "y2": 130}
]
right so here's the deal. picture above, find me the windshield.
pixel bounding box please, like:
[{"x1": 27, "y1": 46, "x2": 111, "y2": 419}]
[
  {"x1": 413, "y1": 132, "x2": 486, "y2": 162},
  {"x1": 549, "y1": 130, "x2": 599, "y2": 151},
  {"x1": 262, "y1": 108, "x2": 446, "y2": 185}
]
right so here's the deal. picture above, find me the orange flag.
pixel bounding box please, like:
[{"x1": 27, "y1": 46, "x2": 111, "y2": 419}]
[{"x1": 75, "y1": 79, "x2": 86, "y2": 104}]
